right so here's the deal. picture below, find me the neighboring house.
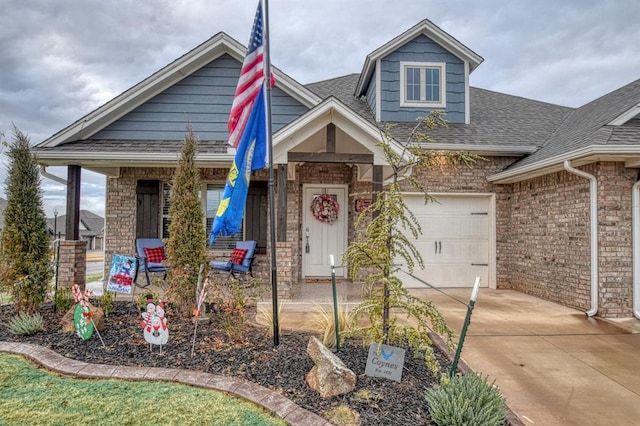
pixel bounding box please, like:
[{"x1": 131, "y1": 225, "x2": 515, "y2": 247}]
[
  {"x1": 48, "y1": 210, "x2": 104, "y2": 250},
  {"x1": 34, "y1": 19, "x2": 640, "y2": 318}
]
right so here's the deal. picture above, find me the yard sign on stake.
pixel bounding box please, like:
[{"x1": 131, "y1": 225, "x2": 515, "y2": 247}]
[
  {"x1": 71, "y1": 284, "x2": 105, "y2": 347},
  {"x1": 191, "y1": 278, "x2": 209, "y2": 357},
  {"x1": 140, "y1": 294, "x2": 169, "y2": 354}
]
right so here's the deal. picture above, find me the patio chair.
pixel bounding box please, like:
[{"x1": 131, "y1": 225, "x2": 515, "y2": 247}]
[
  {"x1": 135, "y1": 238, "x2": 169, "y2": 288},
  {"x1": 209, "y1": 240, "x2": 257, "y2": 279}
]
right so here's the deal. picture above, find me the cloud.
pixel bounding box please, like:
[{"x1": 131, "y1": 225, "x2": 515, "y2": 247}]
[{"x1": 1, "y1": 0, "x2": 638, "y2": 218}]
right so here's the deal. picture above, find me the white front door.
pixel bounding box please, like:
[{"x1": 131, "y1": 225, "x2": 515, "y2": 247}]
[
  {"x1": 303, "y1": 185, "x2": 348, "y2": 278},
  {"x1": 398, "y1": 194, "x2": 494, "y2": 288}
]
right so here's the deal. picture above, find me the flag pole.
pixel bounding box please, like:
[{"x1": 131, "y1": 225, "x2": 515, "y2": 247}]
[{"x1": 262, "y1": 0, "x2": 280, "y2": 346}]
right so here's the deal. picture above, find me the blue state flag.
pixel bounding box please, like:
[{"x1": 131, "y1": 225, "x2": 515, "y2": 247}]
[{"x1": 210, "y1": 88, "x2": 267, "y2": 244}]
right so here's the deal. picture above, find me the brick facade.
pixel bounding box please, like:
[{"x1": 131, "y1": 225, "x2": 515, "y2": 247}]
[
  {"x1": 96, "y1": 156, "x2": 636, "y2": 317},
  {"x1": 57, "y1": 240, "x2": 87, "y2": 290}
]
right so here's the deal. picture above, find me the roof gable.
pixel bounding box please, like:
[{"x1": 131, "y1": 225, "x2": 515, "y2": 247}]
[
  {"x1": 38, "y1": 33, "x2": 321, "y2": 148},
  {"x1": 355, "y1": 19, "x2": 483, "y2": 98}
]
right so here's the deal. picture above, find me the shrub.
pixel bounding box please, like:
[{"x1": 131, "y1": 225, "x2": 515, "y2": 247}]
[
  {"x1": 53, "y1": 287, "x2": 74, "y2": 313},
  {"x1": 325, "y1": 405, "x2": 360, "y2": 426},
  {"x1": 8, "y1": 312, "x2": 44, "y2": 335},
  {"x1": 0, "y1": 128, "x2": 52, "y2": 313},
  {"x1": 209, "y1": 278, "x2": 248, "y2": 342},
  {"x1": 165, "y1": 128, "x2": 206, "y2": 316},
  {"x1": 99, "y1": 290, "x2": 115, "y2": 316},
  {"x1": 425, "y1": 373, "x2": 507, "y2": 426},
  {"x1": 256, "y1": 302, "x2": 284, "y2": 339},
  {"x1": 309, "y1": 303, "x2": 352, "y2": 349}
]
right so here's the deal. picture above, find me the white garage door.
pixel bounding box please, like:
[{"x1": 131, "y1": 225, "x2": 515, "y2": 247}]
[{"x1": 398, "y1": 194, "x2": 492, "y2": 288}]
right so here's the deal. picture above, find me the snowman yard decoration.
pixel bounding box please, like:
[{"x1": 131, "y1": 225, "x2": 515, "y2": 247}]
[{"x1": 140, "y1": 295, "x2": 168, "y2": 353}]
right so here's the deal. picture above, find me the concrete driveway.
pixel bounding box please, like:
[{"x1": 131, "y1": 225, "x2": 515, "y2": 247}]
[{"x1": 410, "y1": 288, "x2": 640, "y2": 426}]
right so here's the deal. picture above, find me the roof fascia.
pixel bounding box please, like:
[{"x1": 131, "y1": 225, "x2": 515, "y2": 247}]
[
  {"x1": 609, "y1": 102, "x2": 640, "y2": 125},
  {"x1": 356, "y1": 19, "x2": 484, "y2": 96},
  {"x1": 488, "y1": 145, "x2": 640, "y2": 184}
]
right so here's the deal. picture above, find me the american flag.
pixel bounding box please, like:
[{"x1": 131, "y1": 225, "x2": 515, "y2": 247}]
[{"x1": 228, "y1": 3, "x2": 265, "y2": 149}]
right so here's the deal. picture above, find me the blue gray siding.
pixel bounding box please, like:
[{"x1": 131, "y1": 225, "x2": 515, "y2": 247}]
[
  {"x1": 93, "y1": 54, "x2": 308, "y2": 141},
  {"x1": 366, "y1": 73, "x2": 376, "y2": 115},
  {"x1": 378, "y1": 35, "x2": 466, "y2": 123}
]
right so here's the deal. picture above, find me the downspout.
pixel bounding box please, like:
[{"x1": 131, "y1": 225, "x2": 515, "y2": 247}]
[
  {"x1": 39, "y1": 166, "x2": 67, "y2": 185},
  {"x1": 563, "y1": 161, "x2": 598, "y2": 317},
  {"x1": 632, "y1": 179, "x2": 640, "y2": 319}
]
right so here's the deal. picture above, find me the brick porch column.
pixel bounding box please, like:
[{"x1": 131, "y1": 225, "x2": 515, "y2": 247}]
[{"x1": 57, "y1": 240, "x2": 87, "y2": 291}]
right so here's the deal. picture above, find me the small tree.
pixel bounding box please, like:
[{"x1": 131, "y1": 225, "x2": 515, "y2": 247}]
[
  {"x1": 0, "y1": 127, "x2": 52, "y2": 313},
  {"x1": 344, "y1": 112, "x2": 481, "y2": 374},
  {"x1": 165, "y1": 128, "x2": 206, "y2": 316}
]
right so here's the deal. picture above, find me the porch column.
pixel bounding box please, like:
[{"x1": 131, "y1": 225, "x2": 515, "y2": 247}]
[
  {"x1": 58, "y1": 165, "x2": 87, "y2": 289},
  {"x1": 372, "y1": 165, "x2": 383, "y2": 220},
  {"x1": 277, "y1": 164, "x2": 287, "y2": 242}
]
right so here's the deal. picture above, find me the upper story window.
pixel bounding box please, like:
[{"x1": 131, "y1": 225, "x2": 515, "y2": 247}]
[{"x1": 400, "y1": 61, "x2": 446, "y2": 108}]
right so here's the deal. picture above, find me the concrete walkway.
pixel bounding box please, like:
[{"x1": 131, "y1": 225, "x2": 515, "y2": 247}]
[{"x1": 409, "y1": 288, "x2": 640, "y2": 426}]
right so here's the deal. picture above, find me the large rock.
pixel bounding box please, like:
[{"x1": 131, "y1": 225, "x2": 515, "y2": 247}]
[
  {"x1": 60, "y1": 303, "x2": 105, "y2": 333},
  {"x1": 306, "y1": 336, "x2": 356, "y2": 398}
]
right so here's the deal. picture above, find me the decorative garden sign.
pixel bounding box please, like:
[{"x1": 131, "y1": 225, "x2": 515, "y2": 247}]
[
  {"x1": 140, "y1": 295, "x2": 169, "y2": 353},
  {"x1": 107, "y1": 254, "x2": 137, "y2": 294},
  {"x1": 72, "y1": 285, "x2": 94, "y2": 340},
  {"x1": 365, "y1": 343, "x2": 406, "y2": 382}
]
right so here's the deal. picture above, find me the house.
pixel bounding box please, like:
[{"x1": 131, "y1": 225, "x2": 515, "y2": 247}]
[
  {"x1": 48, "y1": 210, "x2": 104, "y2": 250},
  {"x1": 34, "y1": 19, "x2": 640, "y2": 319}
]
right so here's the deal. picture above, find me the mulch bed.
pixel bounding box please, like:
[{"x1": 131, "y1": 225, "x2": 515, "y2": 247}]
[{"x1": 0, "y1": 301, "x2": 450, "y2": 425}]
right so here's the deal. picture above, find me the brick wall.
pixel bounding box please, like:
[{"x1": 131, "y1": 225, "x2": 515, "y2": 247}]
[
  {"x1": 509, "y1": 162, "x2": 636, "y2": 317},
  {"x1": 57, "y1": 240, "x2": 87, "y2": 290}
]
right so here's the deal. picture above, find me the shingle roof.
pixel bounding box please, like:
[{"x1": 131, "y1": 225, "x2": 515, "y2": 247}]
[
  {"x1": 503, "y1": 79, "x2": 640, "y2": 171},
  {"x1": 35, "y1": 139, "x2": 228, "y2": 154},
  {"x1": 306, "y1": 74, "x2": 573, "y2": 151}
]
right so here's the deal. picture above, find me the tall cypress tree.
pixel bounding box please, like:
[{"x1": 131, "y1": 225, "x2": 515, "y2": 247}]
[
  {"x1": 165, "y1": 128, "x2": 206, "y2": 316},
  {"x1": 0, "y1": 127, "x2": 52, "y2": 313}
]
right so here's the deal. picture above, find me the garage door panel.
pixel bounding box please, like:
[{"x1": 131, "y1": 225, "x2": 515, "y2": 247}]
[{"x1": 400, "y1": 194, "x2": 492, "y2": 288}]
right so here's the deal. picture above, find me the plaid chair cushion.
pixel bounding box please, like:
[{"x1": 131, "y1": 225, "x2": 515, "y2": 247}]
[
  {"x1": 230, "y1": 248, "x2": 248, "y2": 265},
  {"x1": 143, "y1": 246, "x2": 167, "y2": 263}
]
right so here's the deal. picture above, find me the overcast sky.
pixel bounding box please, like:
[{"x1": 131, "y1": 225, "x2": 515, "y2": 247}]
[{"x1": 1, "y1": 0, "x2": 639, "y2": 218}]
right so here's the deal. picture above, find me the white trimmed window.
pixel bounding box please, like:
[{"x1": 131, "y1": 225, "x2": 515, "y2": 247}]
[
  {"x1": 161, "y1": 182, "x2": 243, "y2": 250},
  {"x1": 400, "y1": 61, "x2": 446, "y2": 108}
]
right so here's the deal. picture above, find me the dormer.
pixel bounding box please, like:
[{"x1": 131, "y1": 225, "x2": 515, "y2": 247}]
[{"x1": 355, "y1": 19, "x2": 483, "y2": 124}]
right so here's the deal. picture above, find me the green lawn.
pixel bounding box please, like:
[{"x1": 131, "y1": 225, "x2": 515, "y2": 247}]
[{"x1": 0, "y1": 353, "x2": 286, "y2": 426}]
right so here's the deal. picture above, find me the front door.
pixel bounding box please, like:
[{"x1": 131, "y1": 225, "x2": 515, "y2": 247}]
[{"x1": 303, "y1": 185, "x2": 348, "y2": 278}]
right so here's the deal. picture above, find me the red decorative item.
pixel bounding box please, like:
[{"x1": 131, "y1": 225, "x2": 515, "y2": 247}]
[
  {"x1": 143, "y1": 246, "x2": 167, "y2": 263},
  {"x1": 230, "y1": 248, "x2": 248, "y2": 265},
  {"x1": 311, "y1": 194, "x2": 339, "y2": 224}
]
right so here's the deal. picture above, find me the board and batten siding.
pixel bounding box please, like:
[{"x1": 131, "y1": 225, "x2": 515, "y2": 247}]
[
  {"x1": 378, "y1": 34, "x2": 466, "y2": 123},
  {"x1": 365, "y1": 73, "x2": 377, "y2": 117},
  {"x1": 93, "y1": 54, "x2": 309, "y2": 141}
]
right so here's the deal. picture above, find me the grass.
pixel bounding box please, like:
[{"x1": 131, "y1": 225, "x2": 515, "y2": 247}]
[
  {"x1": 0, "y1": 353, "x2": 286, "y2": 426},
  {"x1": 86, "y1": 272, "x2": 103, "y2": 283}
]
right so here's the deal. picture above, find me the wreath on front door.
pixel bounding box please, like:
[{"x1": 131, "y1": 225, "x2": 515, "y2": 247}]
[{"x1": 311, "y1": 194, "x2": 339, "y2": 224}]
